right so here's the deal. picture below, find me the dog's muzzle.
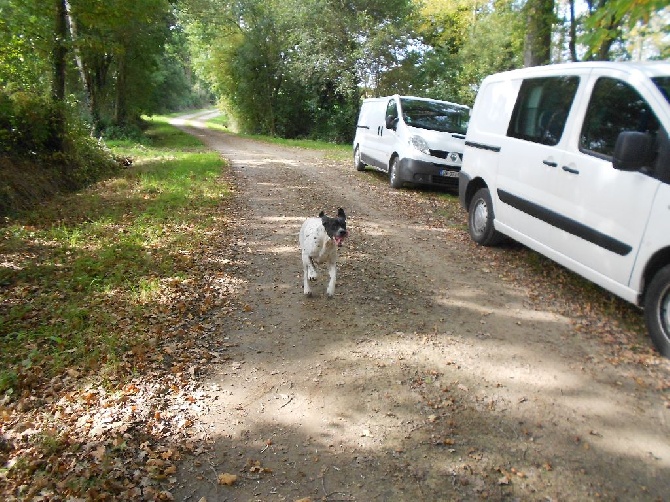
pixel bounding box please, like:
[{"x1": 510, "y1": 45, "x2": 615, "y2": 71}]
[{"x1": 334, "y1": 230, "x2": 348, "y2": 247}]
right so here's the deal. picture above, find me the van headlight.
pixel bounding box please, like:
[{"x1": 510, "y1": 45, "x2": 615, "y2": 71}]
[{"x1": 409, "y1": 135, "x2": 430, "y2": 155}]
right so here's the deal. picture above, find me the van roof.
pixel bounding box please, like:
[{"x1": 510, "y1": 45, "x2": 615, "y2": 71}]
[
  {"x1": 362, "y1": 95, "x2": 470, "y2": 109},
  {"x1": 484, "y1": 61, "x2": 670, "y2": 82}
]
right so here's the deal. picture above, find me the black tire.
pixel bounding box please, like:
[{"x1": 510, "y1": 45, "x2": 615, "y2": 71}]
[
  {"x1": 354, "y1": 146, "x2": 366, "y2": 171},
  {"x1": 389, "y1": 156, "x2": 403, "y2": 189},
  {"x1": 468, "y1": 187, "x2": 504, "y2": 246},
  {"x1": 644, "y1": 265, "x2": 670, "y2": 357}
]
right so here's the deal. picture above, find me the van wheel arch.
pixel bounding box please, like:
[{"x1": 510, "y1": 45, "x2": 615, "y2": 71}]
[
  {"x1": 464, "y1": 178, "x2": 487, "y2": 212},
  {"x1": 467, "y1": 187, "x2": 504, "y2": 246},
  {"x1": 389, "y1": 155, "x2": 403, "y2": 189},
  {"x1": 354, "y1": 145, "x2": 366, "y2": 171},
  {"x1": 644, "y1": 264, "x2": 670, "y2": 357}
]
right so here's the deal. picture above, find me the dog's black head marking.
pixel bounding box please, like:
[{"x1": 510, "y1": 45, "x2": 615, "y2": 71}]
[{"x1": 319, "y1": 208, "x2": 348, "y2": 247}]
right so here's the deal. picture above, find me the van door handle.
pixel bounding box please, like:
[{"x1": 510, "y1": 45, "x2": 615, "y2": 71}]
[
  {"x1": 562, "y1": 166, "x2": 579, "y2": 174},
  {"x1": 543, "y1": 160, "x2": 557, "y2": 167}
]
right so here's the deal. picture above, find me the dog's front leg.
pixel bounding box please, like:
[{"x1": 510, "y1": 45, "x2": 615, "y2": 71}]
[
  {"x1": 303, "y1": 255, "x2": 313, "y2": 296},
  {"x1": 326, "y1": 261, "x2": 337, "y2": 297}
]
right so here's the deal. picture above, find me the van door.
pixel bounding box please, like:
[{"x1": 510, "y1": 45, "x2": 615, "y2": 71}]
[
  {"x1": 375, "y1": 97, "x2": 400, "y2": 170},
  {"x1": 553, "y1": 74, "x2": 663, "y2": 286},
  {"x1": 358, "y1": 97, "x2": 399, "y2": 170},
  {"x1": 494, "y1": 74, "x2": 582, "y2": 247},
  {"x1": 356, "y1": 99, "x2": 385, "y2": 168}
]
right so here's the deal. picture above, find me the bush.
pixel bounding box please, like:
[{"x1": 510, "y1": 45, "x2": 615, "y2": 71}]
[
  {"x1": 0, "y1": 89, "x2": 120, "y2": 216},
  {"x1": 0, "y1": 91, "x2": 57, "y2": 155}
]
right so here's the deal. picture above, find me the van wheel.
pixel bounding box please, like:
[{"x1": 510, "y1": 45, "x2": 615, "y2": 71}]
[
  {"x1": 644, "y1": 265, "x2": 670, "y2": 357},
  {"x1": 389, "y1": 157, "x2": 403, "y2": 189},
  {"x1": 354, "y1": 146, "x2": 366, "y2": 171},
  {"x1": 468, "y1": 188, "x2": 503, "y2": 246}
]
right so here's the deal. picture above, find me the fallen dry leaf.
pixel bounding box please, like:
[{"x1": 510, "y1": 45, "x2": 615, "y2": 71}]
[{"x1": 217, "y1": 472, "x2": 238, "y2": 485}]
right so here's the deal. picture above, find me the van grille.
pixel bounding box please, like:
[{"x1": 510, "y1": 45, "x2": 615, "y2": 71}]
[
  {"x1": 429, "y1": 150, "x2": 462, "y2": 162},
  {"x1": 433, "y1": 174, "x2": 459, "y2": 186}
]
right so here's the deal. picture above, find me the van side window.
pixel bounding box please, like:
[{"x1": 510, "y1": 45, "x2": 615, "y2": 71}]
[
  {"x1": 580, "y1": 77, "x2": 661, "y2": 160},
  {"x1": 386, "y1": 99, "x2": 398, "y2": 121},
  {"x1": 507, "y1": 76, "x2": 579, "y2": 146}
]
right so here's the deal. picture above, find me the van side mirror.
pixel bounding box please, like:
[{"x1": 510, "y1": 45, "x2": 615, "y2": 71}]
[
  {"x1": 613, "y1": 131, "x2": 654, "y2": 171},
  {"x1": 385, "y1": 115, "x2": 398, "y2": 130}
]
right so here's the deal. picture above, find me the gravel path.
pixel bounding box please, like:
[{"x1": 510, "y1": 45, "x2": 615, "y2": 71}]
[{"x1": 170, "y1": 111, "x2": 670, "y2": 502}]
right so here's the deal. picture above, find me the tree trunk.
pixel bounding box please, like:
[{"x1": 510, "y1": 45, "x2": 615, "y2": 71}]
[
  {"x1": 594, "y1": 15, "x2": 617, "y2": 60},
  {"x1": 523, "y1": 0, "x2": 554, "y2": 67},
  {"x1": 114, "y1": 54, "x2": 127, "y2": 125},
  {"x1": 52, "y1": 0, "x2": 67, "y2": 152},
  {"x1": 568, "y1": 0, "x2": 578, "y2": 61},
  {"x1": 64, "y1": 0, "x2": 91, "y2": 113}
]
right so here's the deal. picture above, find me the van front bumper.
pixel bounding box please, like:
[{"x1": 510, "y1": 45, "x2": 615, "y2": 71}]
[{"x1": 399, "y1": 158, "x2": 461, "y2": 188}]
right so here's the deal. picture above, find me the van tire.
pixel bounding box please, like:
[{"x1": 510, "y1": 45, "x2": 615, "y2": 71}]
[
  {"x1": 389, "y1": 157, "x2": 403, "y2": 189},
  {"x1": 468, "y1": 188, "x2": 503, "y2": 246},
  {"x1": 354, "y1": 146, "x2": 366, "y2": 171},
  {"x1": 644, "y1": 265, "x2": 670, "y2": 357}
]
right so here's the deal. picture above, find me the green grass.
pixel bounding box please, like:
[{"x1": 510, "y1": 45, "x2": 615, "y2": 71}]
[
  {"x1": 0, "y1": 116, "x2": 230, "y2": 395},
  {"x1": 239, "y1": 133, "x2": 351, "y2": 160},
  {"x1": 206, "y1": 113, "x2": 230, "y2": 130}
]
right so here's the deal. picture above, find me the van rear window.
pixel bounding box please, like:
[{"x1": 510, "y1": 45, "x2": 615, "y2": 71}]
[{"x1": 507, "y1": 76, "x2": 579, "y2": 146}]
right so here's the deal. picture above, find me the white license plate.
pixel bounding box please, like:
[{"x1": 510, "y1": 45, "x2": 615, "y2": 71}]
[{"x1": 440, "y1": 170, "x2": 459, "y2": 178}]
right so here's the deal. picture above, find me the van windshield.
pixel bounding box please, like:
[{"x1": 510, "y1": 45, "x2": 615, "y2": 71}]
[{"x1": 400, "y1": 98, "x2": 469, "y2": 134}]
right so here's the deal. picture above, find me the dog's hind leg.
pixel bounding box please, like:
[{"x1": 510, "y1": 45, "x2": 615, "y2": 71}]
[{"x1": 326, "y1": 261, "x2": 337, "y2": 297}]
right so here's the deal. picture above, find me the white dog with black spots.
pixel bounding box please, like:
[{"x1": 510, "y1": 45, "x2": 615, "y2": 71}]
[{"x1": 299, "y1": 208, "x2": 348, "y2": 297}]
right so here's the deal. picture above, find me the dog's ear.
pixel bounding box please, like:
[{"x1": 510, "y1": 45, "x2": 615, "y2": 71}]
[
  {"x1": 337, "y1": 208, "x2": 346, "y2": 219},
  {"x1": 318, "y1": 211, "x2": 325, "y2": 217}
]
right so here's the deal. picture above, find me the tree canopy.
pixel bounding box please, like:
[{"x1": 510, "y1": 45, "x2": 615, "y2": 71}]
[{"x1": 0, "y1": 0, "x2": 667, "y2": 154}]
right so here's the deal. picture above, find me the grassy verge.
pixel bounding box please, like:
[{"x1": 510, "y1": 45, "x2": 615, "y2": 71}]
[
  {"x1": 202, "y1": 110, "x2": 351, "y2": 161},
  {"x1": 0, "y1": 115, "x2": 230, "y2": 397}
]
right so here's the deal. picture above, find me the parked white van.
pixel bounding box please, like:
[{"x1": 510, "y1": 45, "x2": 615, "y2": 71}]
[
  {"x1": 459, "y1": 62, "x2": 670, "y2": 357},
  {"x1": 353, "y1": 95, "x2": 470, "y2": 189}
]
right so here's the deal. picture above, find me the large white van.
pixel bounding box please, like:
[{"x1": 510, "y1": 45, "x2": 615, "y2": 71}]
[
  {"x1": 353, "y1": 95, "x2": 470, "y2": 189},
  {"x1": 458, "y1": 62, "x2": 670, "y2": 356}
]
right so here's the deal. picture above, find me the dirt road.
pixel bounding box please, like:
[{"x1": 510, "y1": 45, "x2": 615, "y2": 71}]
[{"x1": 170, "y1": 111, "x2": 670, "y2": 501}]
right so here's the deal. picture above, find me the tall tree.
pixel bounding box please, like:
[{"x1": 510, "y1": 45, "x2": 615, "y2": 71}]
[
  {"x1": 67, "y1": 0, "x2": 173, "y2": 131},
  {"x1": 523, "y1": 0, "x2": 555, "y2": 66},
  {"x1": 180, "y1": 0, "x2": 418, "y2": 140},
  {"x1": 52, "y1": 0, "x2": 67, "y2": 151}
]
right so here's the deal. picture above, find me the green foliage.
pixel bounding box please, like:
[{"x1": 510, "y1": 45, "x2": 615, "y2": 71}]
[
  {"x1": 0, "y1": 92, "x2": 56, "y2": 154},
  {"x1": 1, "y1": 0, "x2": 667, "y2": 160},
  {"x1": 415, "y1": 0, "x2": 524, "y2": 105},
  {"x1": 580, "y1": 0, "x2": 668, "y2": 60},
  {"x1": 68, "y1": 0, "x2": 176, "y2": 127},
  {"x1": 0, "y1": 88, "x2": 120, "y2": 216},
  {"x1": 0, "y1": 118, "x2": 229, "y2": 399},
  {"x1": 0, "y1": 0, "x2": 54, "y2": 94}
]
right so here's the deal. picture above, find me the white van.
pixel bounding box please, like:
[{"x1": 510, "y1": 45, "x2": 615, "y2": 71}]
[
  {"x1": 458, "y1": 62, "x2": 670, "y2": 357},
  {"x1": 353, "y1": 95, "x2": 470, "y2": 189}
]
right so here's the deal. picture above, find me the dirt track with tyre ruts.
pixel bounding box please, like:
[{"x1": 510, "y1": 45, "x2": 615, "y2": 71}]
[{"x1": 171, "y1": 110, "x2": 670, "y2": 501}]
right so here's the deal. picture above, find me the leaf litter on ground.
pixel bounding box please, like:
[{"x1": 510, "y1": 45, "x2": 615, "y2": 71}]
[{"x1": 0, "y1": 121, "x2": 245, "y2": 500}]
